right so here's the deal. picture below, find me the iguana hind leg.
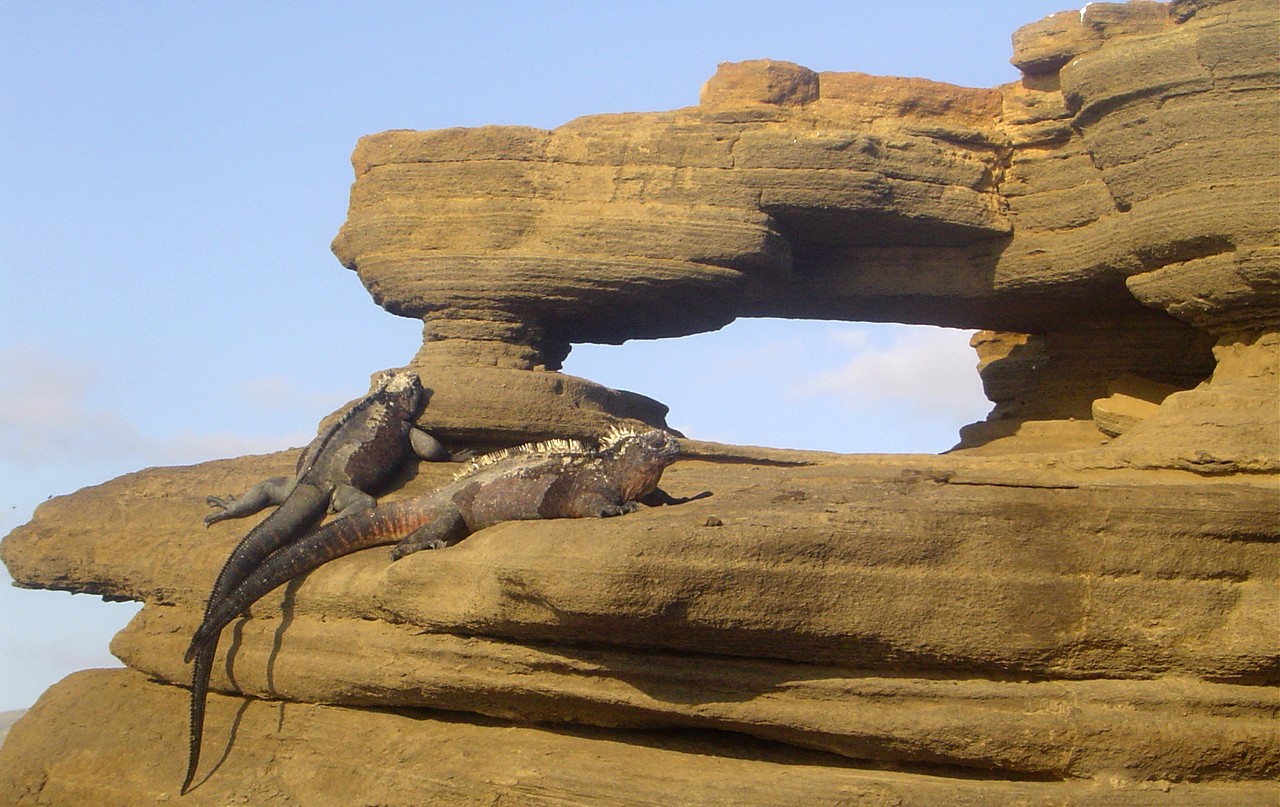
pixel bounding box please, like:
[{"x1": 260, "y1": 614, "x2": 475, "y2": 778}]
[
  {"x1": 204, "y1": 476, "x2": 296, "y2": 526},
  {"x1": 390, "y1": 505, "x2": 469, "y2": 559},
  {"x1": 330, "y1": 483, "x2": 376, "y2": 518}
]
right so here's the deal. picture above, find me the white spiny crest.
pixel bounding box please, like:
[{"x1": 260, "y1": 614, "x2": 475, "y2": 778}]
[
  {"x1": 453, "y1": 437, "x2": 593, "y2": 480},
  {"x1": 599, "y1": 424, "x2": 650, "y2": 452}
]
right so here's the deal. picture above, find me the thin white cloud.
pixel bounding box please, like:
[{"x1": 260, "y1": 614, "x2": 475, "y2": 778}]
[
  {"x1": 235, "y1": 374, "x2": 343, "y2": 415},
  {"x1": 707, "y1": 334, "x2": 812, "y2": 383},
  {"x1": 792, "y1": 326, "x2": 991, "y2": 420},
  {"x1": 568, "y1": 320, "x2": 993, "y2": 454},
  {"x1": 0, "y1": 347, "x2": 142, "y2": 463},
  {"x1": 0, "y1": 347, "x2": 309, "y2": 467},
  {"x1": 138, "y1": 430, "x2": 310, "y2": 467}
]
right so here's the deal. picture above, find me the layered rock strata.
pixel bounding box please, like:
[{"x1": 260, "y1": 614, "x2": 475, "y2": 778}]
[
  {"x1": 6, "y1": 668, "x2": 1275, "y2": 807},
  {"x1": 329, "y1": 0, "x2": 1276, "y2": 461},
  {"x1": 3, "y1": 1, "x2": 1278, "y2": 804},
  {"x1": 2, "y1": 446, "x2": 1278, "y2": 803}
]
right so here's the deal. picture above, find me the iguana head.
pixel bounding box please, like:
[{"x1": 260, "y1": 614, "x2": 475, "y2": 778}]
[
  {"x1": 599, "y1": 426, "x2": 680, "y2": 502},
  {"x1": 372, "y1": 368, "x2": 427, "y2": 416}
]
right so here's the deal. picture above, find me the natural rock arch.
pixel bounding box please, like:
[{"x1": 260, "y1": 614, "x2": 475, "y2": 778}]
[
  {"x1": 561, "y1": 319, "x2": 996, "y2": 454},
  {"x1": 331, "y1": 2, "x2": 1275, "y2": 467}
]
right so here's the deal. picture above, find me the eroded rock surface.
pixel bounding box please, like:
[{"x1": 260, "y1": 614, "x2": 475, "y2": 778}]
[
  {"x1": 3, "y1": 2, "x2": 1278, "y2": 804},
  {"x1": 2, "y1": 444, "x2": 1277, "y2": 802},
  {"x1": 6, "y1": 668, "x2": 1275, "y2": 806},
  {"x1": 331, "y1": 0, "x2": 1276, "y2": 459}
]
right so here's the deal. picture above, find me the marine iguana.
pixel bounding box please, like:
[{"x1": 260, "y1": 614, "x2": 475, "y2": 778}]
[
  {"x1": 181, "y1": 367, "x2": 449, "y2": 794},
  {"x1": 188, "y1": 425, "x2": 682, "y2": 651},
  {"x1": 179, "y1": 426, "x2": 682, "y2": 792}
]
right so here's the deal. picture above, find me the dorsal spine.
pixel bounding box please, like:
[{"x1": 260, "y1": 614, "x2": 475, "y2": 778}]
[{"x1": 452, "y1": 437, "x2": 593, "y2": 480}]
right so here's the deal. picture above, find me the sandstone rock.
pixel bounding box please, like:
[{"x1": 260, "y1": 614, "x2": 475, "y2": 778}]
[
  {"x1": 1092, "y1": 374, "x2": 1183, "y2": 437},
  {"x1": 1128, "y1": 247, "x2": 1280, "y2": 335},
  {"x1": 1092, "y1": 394, "x2": 1159, "y2": 438},
  {"x1": 699, "y1": 59, "x2": 820, "y2": 107},
  {"x1": 952, "y1": 417, "x2": 1113, "y2": 456},
  {"x1": 324, "y1": 0, "x2": 1278, "y2": 466},
  {"x1": 2, "y1": 2, "x2": 1278, "y2": 803},
  {"x1": 3, "y1": 444, "x2": 1277, "y2": 798},
  {"x1": 409, "y1": 364, "x2": 675, "y2": 448},
  {"x1": 1010, "y1": 3, "x2": 1172, "y2": 76},
  {"x1": 113, "y1": 596, "x2": 1280, "y2": 783},
  {"x1": 1101, "y1": 331, "x2": 1280, "y2": 472},
  {"x1": 4, "y1": 669, "x2": 1272, "y2": 806},
  {"x1": 0, "y1": 710, "x2": 23, "y2": 750}
]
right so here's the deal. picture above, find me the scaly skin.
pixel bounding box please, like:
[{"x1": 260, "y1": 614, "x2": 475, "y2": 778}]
[
  {"x1": 192, "y1": 369, "x2": 431, "y2": 661},
  {"x1": 182, "y1": 368, "x2": 439, "y2": 795},
  {"x1": 179, "y1": 427, "x2": 682, "y2": 793},
  {"x1": 187, "y1": 427, "x2": 681, "y2": 656}
]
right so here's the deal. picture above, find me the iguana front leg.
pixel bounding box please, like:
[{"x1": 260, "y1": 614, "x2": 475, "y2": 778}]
[
  {"x1": 204, "y1": 476, "x2": 296, "y2": 526},
  {"x1": 561, "y1": 490, "x2": 640, "y2": 519},
  {"x1": 389, "y1": 504, "x2": 469, "y2": 559},
  {"x1": 596, "y1": 500, "x2": 639, "y2": 517},
  {"x1": 409, "y1": 428, "x2": 451, "y2": 462},
  {"x1": 639, "y1": 488, "x2": 712, "y2": 507}
]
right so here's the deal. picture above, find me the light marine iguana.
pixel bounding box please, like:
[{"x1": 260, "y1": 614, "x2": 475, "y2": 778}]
[
  {"x1": 182, "y1": 367, "x2": 451, "y2": 794},
  {"x1": 179, "y1": 426, "x2": 683, "y2": 792}
]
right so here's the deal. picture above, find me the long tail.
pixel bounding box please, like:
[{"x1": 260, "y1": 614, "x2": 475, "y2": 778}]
[
  {"x1": 181, "y1": 483, "x2": 328, "y2": 793},
  {"x1": 184, "y1": 484, "x2": 329, "y2": 664},
  {"x1": 178, "y1": 497, "x2": 438, "y2": 793},
  {"x1": 181, "y1": 638, "x2": 218, "y2": 795},
  {"x1": 187, "y1": 498, "x2": 436, "y2": 660}
]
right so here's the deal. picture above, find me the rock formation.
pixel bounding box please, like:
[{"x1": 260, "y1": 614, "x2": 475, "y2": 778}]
[
  {"x1": 2, "y1": 1, "x2": 1276, "y2": 804},
  {"x1": 328, "y1": 0, "x2": 1275, "y2": 462}
]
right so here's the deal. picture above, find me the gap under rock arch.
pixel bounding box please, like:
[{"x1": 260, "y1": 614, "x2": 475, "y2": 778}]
[{"x1": 561, "y1": 320, "x2": 992, "y2": 454}]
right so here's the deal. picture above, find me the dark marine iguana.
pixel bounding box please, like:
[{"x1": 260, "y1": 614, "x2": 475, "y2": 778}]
[
  {"x1": 179, "y1": 425, "x2": 683, "y2": 792},
  {"x1": 182, "y1": 367, "x2": 452, "y2": 794},
  {"x1": 193, "y1": 369, "x2": 444, "y2": 646}
]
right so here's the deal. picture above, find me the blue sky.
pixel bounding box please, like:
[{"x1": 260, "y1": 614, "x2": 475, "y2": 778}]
[{"x1": 0, "y1": 1, "x2": 1076, "y2": 711}]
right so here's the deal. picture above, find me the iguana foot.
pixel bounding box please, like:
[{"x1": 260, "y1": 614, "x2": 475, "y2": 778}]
[
  {"x1": 639, "y1": 488, "x2": 712, "y2": 507},
  {"x1": 202, "y1": 476, "x2": 295, "y2": 526},
  {"x1": 597, "y1": 501, "x2": 639, "y2": 517},
  {"x1": 390, "y1": 538, "x2": 449, "y2": 559},
  {"x1": 390, "y1": 506, "x2": 468, "y2": 559},
  {"x1": 203, "y1": 495, "x2": 237, "y2": 526},
  {"x1": 330, "y1": 484, "x2": 376, "y2": 518}
]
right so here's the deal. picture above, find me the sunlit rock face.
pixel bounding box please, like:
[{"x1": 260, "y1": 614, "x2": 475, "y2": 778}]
[
  {"x1": 2, "y1": 2, "x2": 1277, "y2": 804},
  {"x1": 332, "y1": 0, "x2": 1275, "y2": 463}
]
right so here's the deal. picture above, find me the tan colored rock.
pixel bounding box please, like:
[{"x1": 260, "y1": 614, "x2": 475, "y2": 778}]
[
  {"x1": 2, "y1": 445, "x2": 1277, "y2": 792},
  {"x1": 113, "y1": 598, "x2": 1280, "y2": 783},
  {"x1": 324, "y1": 0, "x2": 1277, "y2": 465},
  {"x1": 699, "y1": 59, "x2": 819, "y2": 107},
  {"x1": 1128, "y1": 247, "x2": 1280, "y2": 335},
  {"x1": 1010, "y1": 3, "x2": 1172, "y2": 76},
  {"x1": 4, "y1": 669, "x2": 1272, "y2": 806},
  {"x1": 2, "y1": 2, "x2": 1278, "y2": 802},
  {"x1": 1093, "y1": 394, "x2": 1160, "y2": 437},
  {"x1": 8, "y1": 452, "x2": 1277, "y2": 683},
  {"x1": 1092, "y1": 374, "x2": 1183, "y2": 436},
  {"x1": 1102, "y1": 332, "x2": 1280, "y2": 472}
]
